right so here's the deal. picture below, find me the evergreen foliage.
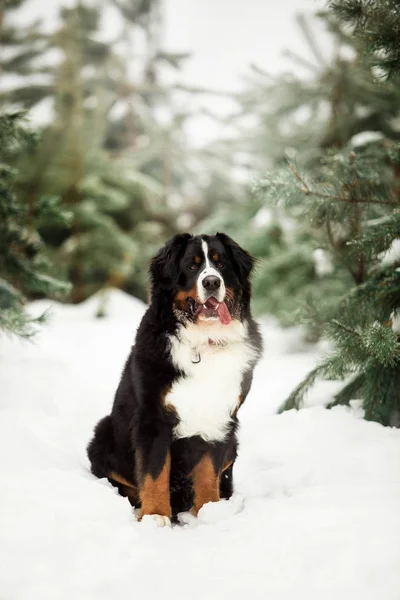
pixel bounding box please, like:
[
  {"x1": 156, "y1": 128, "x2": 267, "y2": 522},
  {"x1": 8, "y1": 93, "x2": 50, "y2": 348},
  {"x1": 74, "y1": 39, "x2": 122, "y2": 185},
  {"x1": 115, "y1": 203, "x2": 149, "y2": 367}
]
[
  {"x1": 0, "y1": 111, "x2": 71, "y2": 337},
  {"x1": 205, "y1": 10, "x2": 400, "y2": 327},
  {"x1": 330, "y1": 0, "x2": 400, "y2": 79},
  {"x1": 2, "y1": 0, "x2": 239, "y2": 304},
  {"x1": 251, "y1": 9, "x2": 400, "y2": 425},
  {"x1": 1, "y1": 1, "x2": 158, "y2": 302}
]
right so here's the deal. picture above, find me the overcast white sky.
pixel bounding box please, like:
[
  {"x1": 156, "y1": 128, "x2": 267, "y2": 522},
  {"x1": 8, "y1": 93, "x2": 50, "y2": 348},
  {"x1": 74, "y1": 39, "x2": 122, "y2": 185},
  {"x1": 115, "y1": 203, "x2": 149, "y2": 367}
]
[
  {"x1": 163, "y1": 0, "x2": 327, "y2": 143},
  {"x1": 164, "y1": 0, "x2": 325, "y2": 91},
  {"x1": 9, "y1": 0, "x2": 327, "y2": 144}
]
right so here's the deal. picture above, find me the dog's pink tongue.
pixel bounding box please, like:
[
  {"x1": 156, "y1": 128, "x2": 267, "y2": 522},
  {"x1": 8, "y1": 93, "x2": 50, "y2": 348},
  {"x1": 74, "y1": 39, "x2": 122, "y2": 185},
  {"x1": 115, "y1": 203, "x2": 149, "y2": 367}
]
[
  {"x1": 217, "y1": 301, "x2": 231, "y2": 325},
  {"x1": 204, "y1": 297, "x2": 231, "y2": 325}
]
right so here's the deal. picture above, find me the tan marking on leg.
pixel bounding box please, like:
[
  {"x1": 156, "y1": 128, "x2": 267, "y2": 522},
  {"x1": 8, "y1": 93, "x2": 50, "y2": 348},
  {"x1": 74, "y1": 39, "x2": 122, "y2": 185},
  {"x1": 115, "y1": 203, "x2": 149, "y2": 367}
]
[
  {"x1": 109, "y1": 472, "x2": 140, "y2": 506},
  {"x1": 191, "y1": 453, "x2": 220, "y2": 516},
  {"x1": 109, "y1": 471, "x2": 136, "y2": 489},
  {"x1": 122, "y1": 485, "x2": 140, "y2": 506},
  {"x1": 137, "y1": 451, "x2": 172, "y2": 518}
]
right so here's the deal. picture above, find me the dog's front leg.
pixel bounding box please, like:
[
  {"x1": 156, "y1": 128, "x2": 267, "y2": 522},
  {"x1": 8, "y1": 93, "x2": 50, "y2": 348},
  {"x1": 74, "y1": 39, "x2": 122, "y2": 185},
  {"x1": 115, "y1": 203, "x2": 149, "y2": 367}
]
[
  {"x1": 135, "y1": 423, "x2": 172, "y2": 526},
  {"x1": 191, "y1": 452, "x2": 220, "y2": 516}
]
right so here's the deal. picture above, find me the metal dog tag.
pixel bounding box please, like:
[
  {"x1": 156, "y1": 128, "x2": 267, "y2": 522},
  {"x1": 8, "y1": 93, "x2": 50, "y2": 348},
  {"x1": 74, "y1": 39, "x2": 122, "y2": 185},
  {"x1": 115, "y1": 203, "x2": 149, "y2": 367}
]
[{"x1": 191, "y1": 351, "x2": 201, "y2": 364}]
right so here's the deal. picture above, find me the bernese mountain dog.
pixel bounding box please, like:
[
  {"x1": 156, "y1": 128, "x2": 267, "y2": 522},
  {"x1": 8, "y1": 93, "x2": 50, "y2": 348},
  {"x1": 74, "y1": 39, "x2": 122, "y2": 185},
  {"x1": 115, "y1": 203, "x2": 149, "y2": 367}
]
[{"x1": 87, "y1": 232, "x2": 262, "y2": 526}]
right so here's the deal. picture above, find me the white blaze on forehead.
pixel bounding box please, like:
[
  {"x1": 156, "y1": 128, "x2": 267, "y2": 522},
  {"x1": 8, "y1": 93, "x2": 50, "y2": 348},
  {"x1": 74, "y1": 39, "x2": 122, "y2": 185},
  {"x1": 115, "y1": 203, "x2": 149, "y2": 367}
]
[
  {"x1": 201, "y1": 239, "x2": 211, "y2": 269},
  {"x1": 198, "y1": 238, "x2": 225, "y2": 303}
]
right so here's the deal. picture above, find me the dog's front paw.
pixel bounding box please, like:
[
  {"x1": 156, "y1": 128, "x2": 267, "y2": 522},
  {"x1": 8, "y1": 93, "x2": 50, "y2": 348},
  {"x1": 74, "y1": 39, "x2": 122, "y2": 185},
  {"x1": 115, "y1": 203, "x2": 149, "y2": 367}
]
[{"x1": 141, "y1": 514, "x2": 172, "y2": 528}]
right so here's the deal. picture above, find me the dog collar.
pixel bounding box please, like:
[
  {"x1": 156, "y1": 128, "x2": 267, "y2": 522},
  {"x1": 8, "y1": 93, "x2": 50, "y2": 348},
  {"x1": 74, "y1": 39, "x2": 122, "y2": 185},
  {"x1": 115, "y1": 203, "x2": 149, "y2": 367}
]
[{"x1": 208, "y1": 338, "x2": 229, "y2": 348}]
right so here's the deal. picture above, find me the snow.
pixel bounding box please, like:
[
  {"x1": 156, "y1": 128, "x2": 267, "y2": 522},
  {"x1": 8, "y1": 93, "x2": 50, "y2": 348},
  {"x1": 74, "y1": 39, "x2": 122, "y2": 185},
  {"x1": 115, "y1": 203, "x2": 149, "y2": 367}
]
[
  {"x1": 1, "y1": 289, "x2": 400, "y2": 600},
  {"x1": 379, "y1": 238, "x2": 400, "y2": 266},
  {"x1": 252, "y1": 207, "x2": 275, "y2": 229},
  {"x1": 391, "y1": 311, "x2": 400, "y2": 333},
  {"x1": 312, "y1": 248, "x2": 334, "y2": 276},
  {"x1": 350, "y1": 131, "x2": 385, "y2": 147}
]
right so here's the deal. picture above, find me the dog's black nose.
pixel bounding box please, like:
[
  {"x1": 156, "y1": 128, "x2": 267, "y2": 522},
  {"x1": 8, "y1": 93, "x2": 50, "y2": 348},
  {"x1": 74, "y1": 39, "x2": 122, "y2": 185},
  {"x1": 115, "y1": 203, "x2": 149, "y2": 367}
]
[{"x1": 202, "y1": 275, "x2": 221, "y2": 291}]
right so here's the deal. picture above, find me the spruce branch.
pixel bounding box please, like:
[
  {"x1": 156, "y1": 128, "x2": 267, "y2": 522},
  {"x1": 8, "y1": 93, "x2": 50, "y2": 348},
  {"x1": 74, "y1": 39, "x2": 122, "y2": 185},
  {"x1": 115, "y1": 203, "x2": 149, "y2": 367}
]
[
  {"x1": 282, "y1": 49, "x2": 319, "y2": 73},
  {"x1": 326, "y1": 219, "x2": 337, "y2": 248},
  {"x1": 327, "y1": 373, "x2": 366, "y2": 408},
  {"x1": 296, "y1": 13, "x2": 328, "y2": 68},
  {"x1": 278, "y1": 363, "x2": 325, "y2": 412},
  {"x1": 278, "y1": 353, "x2": 349, "y2": 412},
  {"x1": 286, "y1": 159, "x2": 398, "y2": 206},
  {"x1": 329, "y1": 318, "x2": 362, "y2": 339}
]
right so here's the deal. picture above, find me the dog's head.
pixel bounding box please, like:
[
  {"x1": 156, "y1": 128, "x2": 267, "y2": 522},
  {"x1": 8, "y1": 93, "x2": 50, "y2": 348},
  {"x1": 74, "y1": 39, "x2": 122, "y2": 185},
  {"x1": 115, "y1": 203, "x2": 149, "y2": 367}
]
[{"x1": 149, "y1": 233, "x2": 255, "y2": 325}]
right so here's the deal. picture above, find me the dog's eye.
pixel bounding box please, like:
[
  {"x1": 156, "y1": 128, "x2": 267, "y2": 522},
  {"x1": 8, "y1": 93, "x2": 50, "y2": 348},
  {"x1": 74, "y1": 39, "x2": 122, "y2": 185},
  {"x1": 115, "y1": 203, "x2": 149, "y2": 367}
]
[
  {"x1": 216, "y1": 261, "x2": 224, "y2": 269},
  {"x1": 190, "y1": 264, "x2": 199, "y2": 271}
]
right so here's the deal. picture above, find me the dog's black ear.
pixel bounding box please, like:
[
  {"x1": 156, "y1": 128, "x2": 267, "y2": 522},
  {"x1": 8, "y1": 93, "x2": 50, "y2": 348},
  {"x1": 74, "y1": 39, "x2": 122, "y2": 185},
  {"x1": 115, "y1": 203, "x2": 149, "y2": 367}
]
[
  {"x1": 149, "y1": 233, "x2": 192, "y2": 286},
  {"x1": 216, "y1": 232, "x2": 255, "y2": 282}
]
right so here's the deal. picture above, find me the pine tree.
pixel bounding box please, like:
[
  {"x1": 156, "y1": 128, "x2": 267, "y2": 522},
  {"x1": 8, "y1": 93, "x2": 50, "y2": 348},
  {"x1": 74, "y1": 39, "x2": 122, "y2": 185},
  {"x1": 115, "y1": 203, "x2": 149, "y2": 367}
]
[
  {"x1": 1, "y1": 1, "x2": 169, "y2": 303},
  {"x1": 252, "y1": 9, "x2": 400, "y2": 425},
  {"x1": 0, "y1": 111, "x2": 70, "y2": 337},
  {"x1": 2, "y1": 0, "x2": 241, "y2": 305},
  {"x1": 213, "y1": 11, "x2": 399, "y2": 327},
  {"x1": 330, "y1": 0, "x2": 400, "y2": 79}
]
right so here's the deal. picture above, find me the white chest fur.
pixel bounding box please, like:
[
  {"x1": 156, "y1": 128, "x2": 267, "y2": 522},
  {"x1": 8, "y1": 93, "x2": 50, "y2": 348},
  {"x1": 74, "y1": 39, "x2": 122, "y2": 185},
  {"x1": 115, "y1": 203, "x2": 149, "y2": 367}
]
[{"x1": 166, "y1": 321, "x2": 256, "y2": 442}]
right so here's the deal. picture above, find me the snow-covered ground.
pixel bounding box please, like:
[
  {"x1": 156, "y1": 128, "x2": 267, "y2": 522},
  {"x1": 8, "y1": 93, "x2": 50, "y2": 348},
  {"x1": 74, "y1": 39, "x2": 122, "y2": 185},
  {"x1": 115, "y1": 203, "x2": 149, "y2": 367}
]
[{"x1": 1, "y1": 290, "x2": 400, "y2": 600}]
